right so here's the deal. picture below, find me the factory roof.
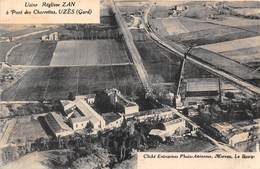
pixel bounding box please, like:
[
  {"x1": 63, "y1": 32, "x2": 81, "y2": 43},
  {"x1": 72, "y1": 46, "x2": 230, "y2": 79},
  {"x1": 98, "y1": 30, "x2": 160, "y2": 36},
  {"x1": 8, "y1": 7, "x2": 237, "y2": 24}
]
[{"x1": 45, "y1": 112, "x2": 73, "y2": 134}]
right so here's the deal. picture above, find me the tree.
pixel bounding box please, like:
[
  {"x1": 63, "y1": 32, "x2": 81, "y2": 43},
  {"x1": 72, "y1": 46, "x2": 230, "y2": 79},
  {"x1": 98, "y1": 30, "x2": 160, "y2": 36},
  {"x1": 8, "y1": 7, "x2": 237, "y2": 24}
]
[
  {"x1": 68, "y1": 92, "x2": 75, "y2": 101},
  {"x1": 225, "y1": 92, "x2": 235, "y2": 118},
  {"x1": 85, "y1": 121, "x2": 94, "y2": 135}
]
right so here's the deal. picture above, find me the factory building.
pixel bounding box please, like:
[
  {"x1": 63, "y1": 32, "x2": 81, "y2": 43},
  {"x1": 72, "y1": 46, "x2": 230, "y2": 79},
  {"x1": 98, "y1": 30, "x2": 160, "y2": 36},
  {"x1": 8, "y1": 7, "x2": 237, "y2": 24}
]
[
  {"x1": 44, "y1": 112, "x2": 74, "y2": 138},
  {"x1": 60, "y1": 96, "x2": 106, "y2": 132},
  {"x1": 209, "y1": 121, "x2": 255, "y2": 146},
  {"x1": 106, "y1": 88, "x2": 139, "y2": 116}
]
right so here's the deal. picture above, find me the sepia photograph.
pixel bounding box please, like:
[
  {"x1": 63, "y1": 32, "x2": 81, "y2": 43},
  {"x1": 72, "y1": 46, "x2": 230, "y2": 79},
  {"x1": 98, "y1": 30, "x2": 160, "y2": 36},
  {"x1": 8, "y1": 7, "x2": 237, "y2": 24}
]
[{"x1": 0, "y1": 0, "x2": 260, "y2": 168}]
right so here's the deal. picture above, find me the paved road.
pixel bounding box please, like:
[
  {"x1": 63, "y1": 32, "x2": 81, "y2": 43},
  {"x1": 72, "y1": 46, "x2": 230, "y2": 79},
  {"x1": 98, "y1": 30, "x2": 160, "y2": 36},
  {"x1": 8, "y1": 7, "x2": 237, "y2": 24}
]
[
  {"x1": 10, "y1": 62, "x2": 133, "y2": 68},
  {"x1": 111, "y1": 0, "x2": 151, "y2": 92},
  {"x1": 143, "y1": 6, "x2": 260, "y2": 96},
  {"x1": 4, "y1": 43, "x2": 22, "y2": 63}
]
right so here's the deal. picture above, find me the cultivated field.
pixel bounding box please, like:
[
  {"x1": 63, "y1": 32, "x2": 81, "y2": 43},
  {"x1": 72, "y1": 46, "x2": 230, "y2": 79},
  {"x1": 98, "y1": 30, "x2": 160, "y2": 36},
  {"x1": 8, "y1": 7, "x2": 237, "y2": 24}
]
[
  {"x1": 135, "y1": 38, "x2": 182, "y2": 92},
  {"x1": 7, "y1": 40, "x2": 56, "y2": 65},
  {"x1": 208, "y1": 16, "x2": 260, "y2": 27},
  {"x1": 0, "y1": 42, "x2": 16, "y2": 62},
  {"x1": 223, "y1": 1, "x2": 260, "y2": 8},
  {"x1": 151, "y1": 17, "x2": 223, "y2": 37},
  {"x1": 190, "y1": 48, "x2": 260, "y2": 80},
  {"x1": 1, "y1": 65, "x2": 142, "y2": 101},
  {"x1": 169, "y1": 25, "x2": 259, "y2": 46},
  {"x1": 183, "y1": 61, "x2": 216, "y2": 79},
  {"x1": 234, "y1": 8, "x2": 260, "y2": 16},
  {"x1": 200, "y1": 36, "x2": 260, "y2": 64},
  {"x1": 151, "y1": 18, "x2": 189, "y2": 36},
  {"x1": 50, "y1": 40, "x2": 130, "y2": 66}
]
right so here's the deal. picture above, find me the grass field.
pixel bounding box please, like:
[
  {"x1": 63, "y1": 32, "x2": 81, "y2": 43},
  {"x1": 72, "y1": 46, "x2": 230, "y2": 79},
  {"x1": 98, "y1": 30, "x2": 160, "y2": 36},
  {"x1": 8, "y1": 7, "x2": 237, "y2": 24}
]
[
  {"x1": 1, "y1": 65, "x2": 142, "y2": 101},
  {"x1": 7, "y1": 40, "x2": 56, "y2": 65},
  {"x1": 200, "y1": 36, "x2": 260, "y2": 64},
  {"x1": 50, "y1": 40, "x2": 130, "y2": 66}
]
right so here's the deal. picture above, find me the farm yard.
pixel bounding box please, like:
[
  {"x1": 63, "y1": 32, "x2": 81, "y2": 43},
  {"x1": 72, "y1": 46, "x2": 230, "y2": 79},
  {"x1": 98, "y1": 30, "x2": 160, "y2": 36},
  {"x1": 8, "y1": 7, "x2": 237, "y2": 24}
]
[
  {"x1": 1, "y1": 65, "x2": 142, "y2": 101},
  {"x1": 199, "y1": 36, "x2": 260, "y2": 64},
  {"x1": 6, "y1": 40, "x2": 56, "y2": 65},
  {"x1": 50, "y1": 40, "x2": 130, "y2": 66}
]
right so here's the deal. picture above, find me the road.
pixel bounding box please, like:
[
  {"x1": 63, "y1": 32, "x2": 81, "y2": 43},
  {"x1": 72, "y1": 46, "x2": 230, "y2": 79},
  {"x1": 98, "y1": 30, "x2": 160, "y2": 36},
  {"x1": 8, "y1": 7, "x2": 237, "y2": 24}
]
[
  {"x1": 111, "y1": 0, "x2": 151, "y2": 92},
  {"x1": 112, "y1": 2, "x2": 236, "y2": 152},
  {"x1": 10, "y1": 62, "x2": 133, "y2": 68},
  {"x1": 143, "y1": 5, "x2": 260, "y2": 96},
  {"x1": 4, "y1": 43, "x2": 22, "y2": 63}
]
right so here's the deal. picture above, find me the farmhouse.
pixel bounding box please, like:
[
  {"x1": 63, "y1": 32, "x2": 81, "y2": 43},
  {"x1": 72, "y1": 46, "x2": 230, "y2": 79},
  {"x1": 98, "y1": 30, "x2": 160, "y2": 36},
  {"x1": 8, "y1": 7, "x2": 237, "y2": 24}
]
[{"x1": 106, "y1": 88, "x2": 139, "y2": 116}]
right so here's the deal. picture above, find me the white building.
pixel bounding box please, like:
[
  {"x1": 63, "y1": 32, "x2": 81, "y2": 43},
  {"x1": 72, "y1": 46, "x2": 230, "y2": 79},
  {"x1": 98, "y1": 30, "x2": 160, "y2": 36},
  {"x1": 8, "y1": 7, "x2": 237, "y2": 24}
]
[{"x1": 41, "y1": 32, "x2": 58, "y2": 41}]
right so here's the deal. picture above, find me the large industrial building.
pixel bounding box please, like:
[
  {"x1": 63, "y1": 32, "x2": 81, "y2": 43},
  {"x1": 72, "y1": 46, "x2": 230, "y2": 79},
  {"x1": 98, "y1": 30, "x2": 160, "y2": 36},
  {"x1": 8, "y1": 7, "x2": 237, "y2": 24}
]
[
  {"x1": 60, "y1": 95, "x2": 106, "y2": 132},
  {"x1": 106, "y1": 88, "x2": 139, "y2": 116}
]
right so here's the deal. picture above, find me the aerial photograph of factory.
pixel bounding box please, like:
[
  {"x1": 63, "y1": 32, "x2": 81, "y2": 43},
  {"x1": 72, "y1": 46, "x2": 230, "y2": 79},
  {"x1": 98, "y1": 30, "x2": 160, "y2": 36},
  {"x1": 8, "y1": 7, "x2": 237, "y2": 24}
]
[{"x1": 0, "y1": 0, "x2": 260, "y2": 168}]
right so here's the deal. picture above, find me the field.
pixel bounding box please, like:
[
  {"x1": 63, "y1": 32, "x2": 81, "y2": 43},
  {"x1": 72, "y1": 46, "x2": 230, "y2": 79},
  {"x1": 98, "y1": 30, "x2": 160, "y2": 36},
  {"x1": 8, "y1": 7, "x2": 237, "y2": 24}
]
[
  {"x1": 50, "y1": 40, "x2": 130, "y2": 66},
  {"x1": 199, "y1": 36, "x2": 260, "y2": 64},
  {"x1": 208, "y1": 16, "x2": 260, "y2": 27},
  {"x1": 8, "y1": 116, "x2": 48, "y2": 145},
  {"x1": 151, "y1": 18, "x2": 189, "y2": 36},
  {"x1": 7, "y1": 40, "x2": 56, "y2": 65},
  {"x1": 0, "y1": 42, "x2": 16, "y2": 62},
  {"x1": 135, "y1": 38, "x2": 182, "y2": 92},
  {"x1": 169, "y1": 25, "x2": 259, "y2": 46},
  {"x1": 234, "y1": 8, "x2": 260, "y2": 17},
  {"x1": 1, "y1": 65, "x2": 142, "y2": 101},
  {"x1": 183, "y1": 61, "x2": 217, "y2": 79},
  {"x1": 190, "y1": 48, "x2": 260, "y2": 80},
  {"x1": 151, "y1": 17, "x2": 222, "y2": 37},
  {"x1": 222, "y1": 1, "x2": 260, "y2": 8}
]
